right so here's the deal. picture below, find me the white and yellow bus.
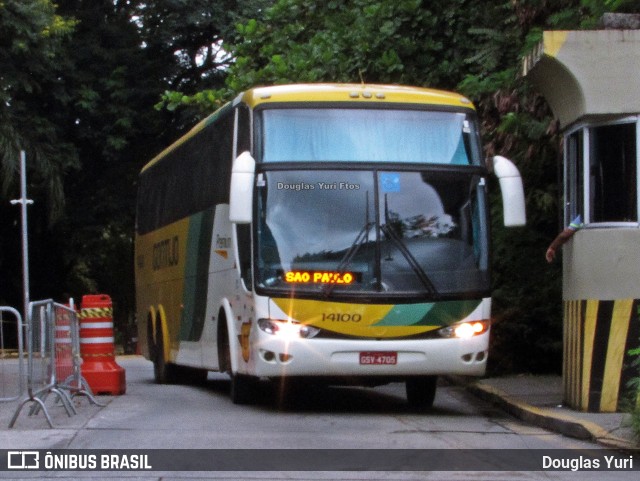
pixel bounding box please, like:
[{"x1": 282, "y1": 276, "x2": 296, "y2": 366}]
[{"x1": 135, "y1": 84, "x2": 525, "y2": 407}]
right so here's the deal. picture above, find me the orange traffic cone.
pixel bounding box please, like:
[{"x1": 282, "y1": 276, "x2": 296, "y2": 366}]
[{"x1": 79, "y1": 294, "x2": 126, "y2": 395}]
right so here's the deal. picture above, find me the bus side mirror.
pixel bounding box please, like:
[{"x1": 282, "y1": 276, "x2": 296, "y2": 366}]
[
  {"x1": 229, "y1": 151, "x2": 255, "y2": 224},
  {"x1": 492, "y1": 155, "x2": 526, "y2": 227}
]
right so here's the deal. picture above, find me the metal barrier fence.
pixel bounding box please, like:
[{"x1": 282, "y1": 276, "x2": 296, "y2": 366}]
[
  {"x1": 0, "y1": 306, "x2": 25, "y2": 402},
  {"x1": 8, "y1": 299, "x2": 102, "y2": 428}
]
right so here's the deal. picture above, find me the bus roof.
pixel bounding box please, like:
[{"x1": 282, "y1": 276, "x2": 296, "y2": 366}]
[
  {"x1": 141, "y1": 84, "x2": 474, "y2": 173},
  {"x1": 238, "y1": 83, "x2": 474, "y2": 109}
]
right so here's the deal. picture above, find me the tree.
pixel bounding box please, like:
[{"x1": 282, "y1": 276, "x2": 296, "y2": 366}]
[
  {"x1": 159, "y1": 0, "x2": 500, "y2": 110},
  {"x1": 0, "y1": 0, "x2": 77, "y2": 307},
  {"x1": 0, "y1": 0, "x2": 77, "y2": 221},
  {"x1": 133, "y1": 0, "x2": 235, "y2": 91}
]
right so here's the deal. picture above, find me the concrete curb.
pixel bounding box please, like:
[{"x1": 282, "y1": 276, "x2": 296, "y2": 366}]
[{"x1": 465, "y1": 381, "x2": 640, "y2": 452}]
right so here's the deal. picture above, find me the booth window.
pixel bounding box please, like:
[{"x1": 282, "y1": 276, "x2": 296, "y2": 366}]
[
  {"x1": 564, "y1": 119, "x2": 638, "y2": 225},
  {"x1": 590, "y1": 123, "x2": 637, "y2": 223},
  {"x1": 565, "y1": 129, "x2": 584, "y2": 223}
]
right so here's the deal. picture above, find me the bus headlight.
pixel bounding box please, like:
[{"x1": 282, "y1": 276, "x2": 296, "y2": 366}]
[
  {"x1": 257, "y1": 318, "x2": 321, "y2": 339},
  {"x1": 438, "y1": 320, "x2": 489, "y2": 339}
]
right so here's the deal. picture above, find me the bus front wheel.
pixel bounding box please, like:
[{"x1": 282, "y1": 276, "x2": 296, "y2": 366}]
[
  {"x1": 405, "y1": 376, "x2": 437, "y2": 410},
  {"x1": 230, "y1": 373, "x2": 257, "y2": 405}
]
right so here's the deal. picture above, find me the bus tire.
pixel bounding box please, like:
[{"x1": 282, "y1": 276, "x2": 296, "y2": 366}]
[
  {"x1": 153, "y1": 321, "x2": 179, "y2": 384},
  {"x1": 147, "y1": 316, "x2": 157, "y2": 364},
  {"x1": 406, "y1": 376, "x2": 437, "y2": 410},
  {"x1": 230, "y1": 373, "x2": 257, "y2": 405},
  {"x1": 217, "y1": 312, "x2": 231, "y2": 374}
]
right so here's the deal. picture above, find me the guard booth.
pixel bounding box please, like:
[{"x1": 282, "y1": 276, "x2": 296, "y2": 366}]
[{"x1": 523, "y1": 16, "x2": 640, "y2": 412}]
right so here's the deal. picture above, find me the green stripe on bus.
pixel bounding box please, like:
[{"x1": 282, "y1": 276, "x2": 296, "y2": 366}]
[
  {"x1": 180, "y1": 209, "x2": 214, "y2": 341},
  {"x1": 373, "y1": 299, "x2": 482, "y2": 327}
]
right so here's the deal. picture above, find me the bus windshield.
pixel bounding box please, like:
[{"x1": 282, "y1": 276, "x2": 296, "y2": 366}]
[
  {"x1": 260, "y1": 108, "x2": 481, "y2": 164},
  {"x1": 255, "y1": 169, "x2": 489, "y2": 300}
]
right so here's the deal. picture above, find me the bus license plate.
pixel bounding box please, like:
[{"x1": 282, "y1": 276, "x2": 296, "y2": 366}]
[{"x1": 360, "y1": 352, "x2": 397, "y2": 365}]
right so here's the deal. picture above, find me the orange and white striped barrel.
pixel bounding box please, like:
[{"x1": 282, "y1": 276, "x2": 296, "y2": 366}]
[
  {"x1": 79, "y1": 294, "x2": 126, "y2": 395},
  {"x1": 79, "y1": 295, "x2": 115, "y2": 361}
]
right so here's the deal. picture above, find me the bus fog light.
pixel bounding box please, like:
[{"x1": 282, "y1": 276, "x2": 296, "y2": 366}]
[
  {"x1": 261, "y1": 350, "x2": 276, "y2": 362},
  {"x1": 257, "y1": 318, "x2": 320, "y2": 339},
  {"x1": 438, "y1": 320, "x2": 489, "y2": 339},
  {"x1": 279, "y1": 353, "x2": 292, "y2": 363}
]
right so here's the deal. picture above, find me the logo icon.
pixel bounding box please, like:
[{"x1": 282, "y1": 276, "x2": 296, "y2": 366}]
[
  {"x1": 7, "y1": 451, "x2": 39, "y2": 470},
  {"x1": 380, "y1": 173, "x2": 401, "y2": 193}
]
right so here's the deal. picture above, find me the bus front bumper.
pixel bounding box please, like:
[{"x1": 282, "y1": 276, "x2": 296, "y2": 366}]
[{"x1": 249, "y1": 331, "x2": 489, "y2": 379}]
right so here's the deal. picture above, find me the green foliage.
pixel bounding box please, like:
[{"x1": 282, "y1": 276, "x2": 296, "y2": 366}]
[
  {"x1": 161, "y1": 0, "x2": 517, "y2": 109},
  {"x1": 582, "y1": 0, "x2": 640, "y2": 18},
  {"x1": 0, "y1": 0, "x2": 78, "y2": 222}
]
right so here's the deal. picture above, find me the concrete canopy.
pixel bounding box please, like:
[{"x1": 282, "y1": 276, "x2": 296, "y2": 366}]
[{"x1": 523, "y1": 29, "x2": 640, "y2": 129}]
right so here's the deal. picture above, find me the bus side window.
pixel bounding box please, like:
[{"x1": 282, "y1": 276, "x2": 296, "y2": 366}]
[
  {"x1": 237, "y1": 224, "x2": 252, "y2": 291},
  {"x1": 236, "y1": 105, "x2": 251, "y2": 155}
]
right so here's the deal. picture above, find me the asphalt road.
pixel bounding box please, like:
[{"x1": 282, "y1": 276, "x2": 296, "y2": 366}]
[{"x1": 0, "y1": 356, "x2": 637, "y2": 480}]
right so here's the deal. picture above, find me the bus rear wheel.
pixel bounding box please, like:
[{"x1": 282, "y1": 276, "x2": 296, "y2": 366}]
[
  {"x1": 405, "y1": 376, "x2": 438, "y2": 410},
  {"x1": 153, "y1": 321, "x2": 179, "y2": 384},
  {"x1": 147, "y1": 318, "x2": 157, "y2": 365}
]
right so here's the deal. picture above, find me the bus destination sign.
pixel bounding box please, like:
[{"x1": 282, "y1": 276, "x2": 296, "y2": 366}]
[{"x1": 283, "y1": 270, "x2": 358, "y2": 285}]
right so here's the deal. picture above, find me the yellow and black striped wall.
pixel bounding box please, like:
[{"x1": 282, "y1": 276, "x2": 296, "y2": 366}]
[
  {"x1": 563, "y1": 299, "x2": 640, "y2": 412},
  {"x1": 561, "y1": 229, "x2": 640, "y2": 412}
]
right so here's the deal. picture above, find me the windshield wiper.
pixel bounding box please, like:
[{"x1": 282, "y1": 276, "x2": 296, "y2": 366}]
[
  {"x1": 322, "y1": 220, "x2": 374, "y2": 298},
  {"x1": 380, "y1": 223, "x2": 440, "y2": 298},
  {"x1": 380, "y1": 193, "x2": 439, "y2": 298}
]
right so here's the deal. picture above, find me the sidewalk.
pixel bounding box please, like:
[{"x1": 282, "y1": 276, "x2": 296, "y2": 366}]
[{"x1": 460, "y1": 374, "x2": 639, "y2": 451}]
